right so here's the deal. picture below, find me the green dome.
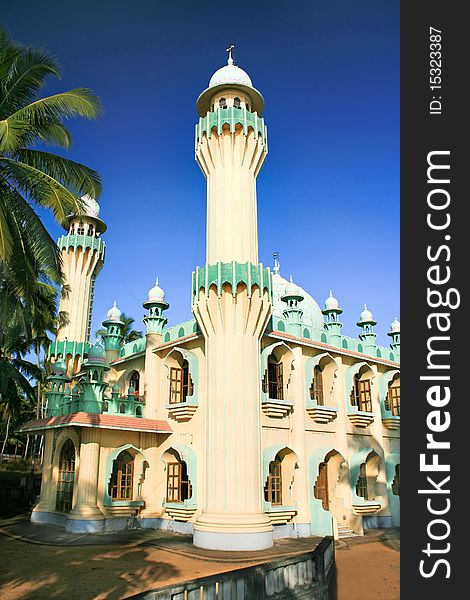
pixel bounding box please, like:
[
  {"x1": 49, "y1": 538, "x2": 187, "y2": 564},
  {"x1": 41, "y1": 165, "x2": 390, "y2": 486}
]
[
  {"x1": 112, "y1": 383, "x2": 119, "y2": 393},
  {"x1": 51, "y1": 359, "x2": 67, "y2": 376},
  {"x1": 87, "y1": 343, "x2": 107, "y2": 363}
]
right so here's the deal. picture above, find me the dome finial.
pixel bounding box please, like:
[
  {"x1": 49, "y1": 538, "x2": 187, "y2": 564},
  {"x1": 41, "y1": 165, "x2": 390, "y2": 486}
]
[
  {"x1": 226, "y1": 44, "x2": 235, "y2": 65},
  {"x1": 273, "y1": 252, "x2": 280, "y2": 275}
]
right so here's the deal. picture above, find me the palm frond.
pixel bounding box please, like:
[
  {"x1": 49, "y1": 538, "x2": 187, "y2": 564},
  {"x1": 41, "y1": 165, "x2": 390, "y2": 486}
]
[{"x1": 13, "y1": 149, "x2": 102, "y2": 199}]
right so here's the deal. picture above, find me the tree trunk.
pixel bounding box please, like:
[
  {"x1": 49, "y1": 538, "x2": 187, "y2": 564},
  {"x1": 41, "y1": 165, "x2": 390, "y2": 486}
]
[{"x1": 1, "y1": 414, "x2": 11, "y2": 460}]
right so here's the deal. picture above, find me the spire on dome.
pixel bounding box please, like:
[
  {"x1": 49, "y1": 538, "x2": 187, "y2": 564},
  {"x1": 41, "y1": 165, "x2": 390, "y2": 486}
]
[
  {"x1": 226, "y1": 44, "x2": 235, "y2": 65},
  {"x1": 273, "y1": 252, "x2": 280, "y2": 275}
]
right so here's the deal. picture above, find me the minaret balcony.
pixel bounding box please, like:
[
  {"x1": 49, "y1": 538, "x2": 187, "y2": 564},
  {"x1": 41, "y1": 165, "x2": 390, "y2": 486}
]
[
  {"x1": 196, "y1": 107, "x2": 267, "y2": 150},
  {"x1": 192, "y1": 262, "x2": 272, "y2": 301},
  {"x1": 57, "y1": 233, "x2": 106, "y2": 259}
]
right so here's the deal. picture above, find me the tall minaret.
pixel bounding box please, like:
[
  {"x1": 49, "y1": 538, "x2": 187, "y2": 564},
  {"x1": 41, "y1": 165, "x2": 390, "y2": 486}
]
[
  {"x1": 192, "y1": 48, "x2": 273, "y2": 551},
  {"x1": 52, "y1": 195, "x2": 106, "y2": 374}
]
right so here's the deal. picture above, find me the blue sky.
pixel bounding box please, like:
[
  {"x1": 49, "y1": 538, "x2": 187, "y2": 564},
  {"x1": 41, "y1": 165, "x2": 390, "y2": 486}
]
[{"x1": 2, "y1": 0, "x2": 399, "y2": 345}]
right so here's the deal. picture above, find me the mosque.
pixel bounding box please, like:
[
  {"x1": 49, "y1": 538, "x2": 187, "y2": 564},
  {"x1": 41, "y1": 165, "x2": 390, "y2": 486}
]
[{"x1": 19, "y1": 48, "x2": 400, "y2": 551}]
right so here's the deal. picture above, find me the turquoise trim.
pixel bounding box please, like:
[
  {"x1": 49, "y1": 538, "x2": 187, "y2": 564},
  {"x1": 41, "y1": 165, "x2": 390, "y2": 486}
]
[
  {"x1": 161, "y1": 319, "x2": 199, "y2": 344},
  {"x1": 195, "y1": 107, "x2": 267, "y2": 150},
  {"x1": 103, "y1": 444, "x2": 148, "y2": 507},
  {"x1": 165, "y1": 445, "x2": 198, "y2": 507},
  {"x1": 385, "y1": 453, "x2": 400, "y2": 526},
  {"x1": 304, "y1": 353, "x2": 339, "y2": 410},
  {"x1": 378, "y1": 369, "x2": 400, "y2": 419},
  {"x1": 163, "y1": 347, "x2": 199, "y2": 408},
  {"x1": 349, "y1": 447, "x2": 376, "y2": 503},
  {"x1": 308, "y1": 447, "x2": 342, "y2": 536},
  {"x1": 192, "y1": 262, "x2": 272, "y2": 301},
  {"x1": 119, "y1": 337, "x2": 146, "y2": 358},
  {"x1": 48, "y1": 340, "x2": 89, "y2": 360},
  {"x1": 57, "y1": 233, "x2": 106, "y2": 260},
  {"x1": 344, "y1": 362, "x2": 374, "y2": 415},
  {"x1": 260, "y1": 341, "x2": 291, "y2": 403}
]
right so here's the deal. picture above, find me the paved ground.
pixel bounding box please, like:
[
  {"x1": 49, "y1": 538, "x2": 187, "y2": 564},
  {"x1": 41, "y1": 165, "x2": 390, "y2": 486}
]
[{"x1": 0, "y1": 515, "x2": 399, "y2": 599}]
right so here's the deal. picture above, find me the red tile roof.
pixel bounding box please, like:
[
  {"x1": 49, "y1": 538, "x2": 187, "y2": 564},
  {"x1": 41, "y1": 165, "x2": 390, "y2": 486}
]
[{"x1": 17, "y1": 412, "x2": 172, "y2": 434}]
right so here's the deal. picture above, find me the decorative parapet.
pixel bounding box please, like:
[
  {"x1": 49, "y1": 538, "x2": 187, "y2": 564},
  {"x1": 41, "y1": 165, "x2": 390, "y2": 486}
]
[
  {"x1": 348, "y1": 412, "x2": 375, "y2": 428},
  {"x1": 57, "y1": 233, "x2": 106, "y2": 260},
  {"x1": 118, "y1": 337, "x2": 146, "y2": 358},
  {"x1": 195, "y1": 107, "x2": 267, "y2": 150},
  {"x1": 192, "y1": 262, "x2": 272, "y2": 300},
  {"x1": 48, "y1": 339, "x2": 89, "y2": 360},
  {"x1": 162, "y1": 319, "x2": 199, "y2": 345},
  {"x1": 262, "y1": 399, "x2": 294, "y2": 418}
]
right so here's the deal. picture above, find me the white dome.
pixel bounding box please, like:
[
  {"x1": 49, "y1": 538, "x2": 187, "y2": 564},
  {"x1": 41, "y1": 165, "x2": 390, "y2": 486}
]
[
  {"x1": 283, "y1": 275, "x2": 302, "y2": 298},
  {"x1": 107, "y1": 301, "x2": 122, "y2": 322},
  {"x1": 272, "y1": 272, "x2": 324, "y2": 330},
  {"x1": 209, "y1": 63, "x2": 253, "y2": 88},
  {"x1": 81, "y1": 194, "x2": 100, "y2": 218},
  {"x1": 360, "y1": 304, "x2": 374, "y2": 322},
  {"x1": 148, "y1": 277, "x2": 165, "y2": 303},
  {"x1": 325, "y1": 290, "x2": 340, "y2": 310},
  {"x1": 390, "y1": 317, "x2": 400, "y2": 333}
]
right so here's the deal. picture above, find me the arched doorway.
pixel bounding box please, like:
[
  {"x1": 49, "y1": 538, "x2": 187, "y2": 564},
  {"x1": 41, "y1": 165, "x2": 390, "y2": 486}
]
[{"x1": 55, "y1": 439, "x2": 76, "y2": 513}]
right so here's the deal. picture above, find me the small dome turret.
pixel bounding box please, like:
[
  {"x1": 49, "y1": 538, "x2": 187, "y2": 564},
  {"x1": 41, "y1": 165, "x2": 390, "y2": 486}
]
[
  {"x1": 106, "y1": 301, "x2": 122, "y2": 322},
  {"x1": 148, "y1": 277, "x2": 165, "y2": 303},
  {"x1": 359, "y1": 304, "x2": 374, "y2": 323},
  {"x1": 324, "y1": 290, "x2": 340, "y2": 311},
  {"x1": 86, "y1": 342, "x2": 108, "y2": 364},
  {"x1": 51, "y1": 358, "x2": 67, "y2": 376},
  {"x1": 281, "y1": 276, "x2": 304, "y2": 302},
  {"x1": 81, "y1": 194, "x2": 100, "y2": 219},
  {"x1": 389, "y1": 317, "x2": 400, "y2": 334}
]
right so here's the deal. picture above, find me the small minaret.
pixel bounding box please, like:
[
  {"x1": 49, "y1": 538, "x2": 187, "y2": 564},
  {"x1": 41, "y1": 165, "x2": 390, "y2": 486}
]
[
  {"x1": 80, "y1": 343, "x2": 109, "y2": 413},
  {"x1": 281, "y1": 276, "x2": 304, "y2": 337},
  {"x1": 387, "y1": 317, "x2": 400, "y2": 359},
  {"x1": 101, "y1": 302, "x2": 125, "y2": 361},
  {"x1": 45, "y1": 359, "x2": 71, "y2": 417},
  {"x1": 322, "y1": 291, "x2": 343, "y2": 345},
  {"x1": 357, "y1": 304, "x2": 377, "y2": 353},
  {"x1": 143, "y1": 278, "x2": 169, "y2": 336},
  {"x1": 55, "y1": 195, "x2": 107, "y2": 373}
]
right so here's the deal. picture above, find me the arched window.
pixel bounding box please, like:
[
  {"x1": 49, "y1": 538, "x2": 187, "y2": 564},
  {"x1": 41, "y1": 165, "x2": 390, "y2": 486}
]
[
  {"x1": 350, "y1": 373, "x2": 372, "y2": 412},
  {"x1": 102, "y1": 401, "x2": 109, "y2": 412},
  {"x1": 130, "y1": 371, "x2": 140, "y2": 397},
  {"x1": 233, "y1": 97, "x2": 241, "y2": 109},
  {"x1": 77, "y1": 222, "x2": 85, "y2": 235},
  {"x1": 356, "y1": 463, "x2": 368, "y2": 499},
  {"x1": 119, "y1": 403, "x2": 126, "y2": 414},
  {"x1": 56, "y1": 440, "x2": 75, "y2": 512},
  {"x1": 169, "y1": 360, "x2": 192, "y2": 404},
  {"x1": 310, "y1": 366, "x2": 324, "y2": 406},
  {"x1": 87, "y1": 225, "x2": 94, "y2": 236},
  {"x1": 219, "y1": 97, "x2": 227, "y2": 109},
  {"x1": 385, "y1": 375, "x2": 400, "y2": 416},
  {"x1": 392, "y1": 464, "x2": 400, "y2": 496},
  {"x1": 264, "y1": 458, "x2": 282, "y2": 505},
  {"x1": 109, "y1": 450, "x2": 134, "y2": 500},
  {"x1": 314, "y1": 462, "x2": 329, "y2": 510},
  {"x1": 166, "y1": 460, "x2": 192, "y2": 502},
  {"x1": 263, "y1": 357, "x2": 283, "y2": 400},
  {"x1": 135, "y1": 405, "x2": 142, "y2": 417}
]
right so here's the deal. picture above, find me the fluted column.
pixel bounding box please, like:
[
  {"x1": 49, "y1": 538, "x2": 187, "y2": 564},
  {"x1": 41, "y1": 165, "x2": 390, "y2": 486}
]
[
  {"x1": 68, "y1": 428, "x2": 103, "y2": 530},
  {"x1": 31, "y1": 430, "x2": 55, "y2": 514},
  {"x1": 196, "y1": 125, "x2": 266, "y2": 265},
  {"x1": 193, "y1": 283, "x2": 273, "y2": 550}
]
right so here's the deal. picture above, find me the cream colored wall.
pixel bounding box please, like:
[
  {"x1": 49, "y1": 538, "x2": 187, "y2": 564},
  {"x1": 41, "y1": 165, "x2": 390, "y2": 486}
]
[{"x1": 196, "y1": 126, "x2": 266, "y2": 264}]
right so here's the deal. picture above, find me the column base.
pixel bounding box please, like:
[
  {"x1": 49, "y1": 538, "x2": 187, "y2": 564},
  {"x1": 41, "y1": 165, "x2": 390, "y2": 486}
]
[{"x1": 193, "y1": 512, "x2": 273, "y2": 551}]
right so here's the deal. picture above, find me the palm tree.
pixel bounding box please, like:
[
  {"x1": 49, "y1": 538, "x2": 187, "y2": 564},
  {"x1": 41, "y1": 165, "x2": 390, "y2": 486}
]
[{"x1": 0, "y1": 28, "x2": 103, "y2": 299}]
